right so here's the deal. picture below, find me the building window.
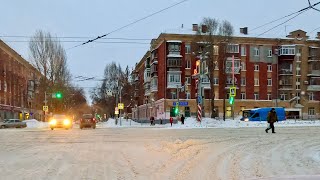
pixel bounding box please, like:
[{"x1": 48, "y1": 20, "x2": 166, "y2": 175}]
[
  {"x1": 213, "y1": 78, "x2": 219, "y2": 85},
  {"x1": 268, "y1": 50, "x2": 272, "y2": 57},
  {"x1": 254, "y1": 47, "x2": 260, "y2": 56},
  {"x1": 241, "y1": 77, "x2": 246, "y2": 86},
  {"x1": 185, "y1": 44, "x2": 191, "y2": 54},
  {"x1": 296, "y1": 63, "x2": 301, "y2": 76},
  {"x1": 4, "y1": 81, "x2": 7, "y2": 92},
  {"x1": 168, "y1": 44, "x2": 180, "y2": 54},
  {"x1": 186, "y1": 92, "x2": 191, "y2": 99},
  {"x1": 226, "y1": 77, "x2": 233, "y2": 84},
  {"x1": 227, "y1": 44, "x2": 239, "y2": 53},
  {"x1": 296, "y1": 84, "x2": 300, "y2": 90},
  {"x1": 185, "y1": 77, "x2": 191, "y2": 85},
  {"x1": 267, "y1": 65, "x2": 272, "y2": 72},
  {"x1": 214, "y1": 62, "x2": 219, "y2": 70},
  {"x1": 168, "y1": 74, "x2": 181, "y2": 83},
  {"x1": 280, "y1": 93, "x2": 288, "y2": 100},
  {"x1": 254, "y1": 93, "x2": 259, "y2": 100},
  {"x1": 279, "y1": 46, "x2": 295, "y2": 56},
  {"x1": 167, "y1": 58, "x2": 182, "y2": 67},
  {"x1": 213, "y1": 45, "x2": 219, "y2": 55},
  {"x1": 241, "y1": 61, "x2": 246, "y2": 71},
  {"x1": 308, "y1": 107, "x2": 315, "y2": 115},
  {"x1": 309, "y1": 92, "x2": 314, "y2": 101},
  {"x1": 171, "y1": 92, "x2": 177, "y2": 99},
  {"x1": 254, "y1": 78, "x2": 259, "y2": 86},
  {"x1": 241, "y1": 46, "x2": 246, "y2": 56},
  {"x1": 241, "y1": 93, "x2": 246, "y2": 100},
  {"x1": 254, "y1": 64, "x2": 259, "y2": 71},
  {"x1": 186, "y1": 59, "x2": 191, "y2": 69},
  {"x1": 267, "y1": 93, "x2": 272, "y2": 100},
  {"x1": 267, "y1": 79, "x2": 272, "y2": 86},
  {"x1": 202, "y1": 76, "x2": 210, "y2": 83},
  {"x1": 296, "y1": 77, "x2": 300, "y2": 83}
]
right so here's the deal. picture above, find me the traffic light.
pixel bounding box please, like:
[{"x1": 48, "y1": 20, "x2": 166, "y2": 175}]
[
  {"x1": 229, "y1": 96, "x2": 234, "y2": 105},
  {"x1": 56, "y1": 92, "x2": 62, "y2": 99},
  {"x1": 174, "y1": 106, "x2": 179, "y2": 115}
]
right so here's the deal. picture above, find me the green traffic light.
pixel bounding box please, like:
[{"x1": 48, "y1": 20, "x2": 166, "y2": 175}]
[
  {"x1": 229, "y1": 96, "x2": 234, "y2": 104},
  {"x1": 56, "y1": 92, "x2": 62, "y2": 99}
]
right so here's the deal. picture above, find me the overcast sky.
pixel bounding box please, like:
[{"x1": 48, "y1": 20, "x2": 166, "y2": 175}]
[{"x1": 1, "y1": 0, "x2": 320, "y2": 102}]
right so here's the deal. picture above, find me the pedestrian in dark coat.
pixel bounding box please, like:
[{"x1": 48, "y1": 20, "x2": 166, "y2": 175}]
[
  {"x1": 150, "y1": 116, "x2": 154, "y2": 126},
  {"x1": 169, "y1": 117, "x2": 173, "y2": 127},
  {"x1": 266, "y1": 108, "x2": 278, "y2": 133},
  {"x1": 181, "y1": 115, "x2": 185, "y2": 125}
]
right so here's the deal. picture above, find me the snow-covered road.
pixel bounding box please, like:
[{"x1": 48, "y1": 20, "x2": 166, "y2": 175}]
[{"x1": 0, "y1": 127, "x2": 320, "y2": 180}]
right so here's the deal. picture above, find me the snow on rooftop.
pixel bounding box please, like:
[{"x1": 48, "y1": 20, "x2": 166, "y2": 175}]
[{"x1": 166, "y1": 40, "x2": 182, "y2": 43}]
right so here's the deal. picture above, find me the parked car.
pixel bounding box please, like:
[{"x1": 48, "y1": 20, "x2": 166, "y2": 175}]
[
  {"x1": 80, "y1": 114, "x2": 96, "y2": 129},
  {"x1": 0, "y1": 119, "x2": 27, "y2": 129},
  {"x1": 49, "y1": 114, "x2": 72, "y2": 130}
]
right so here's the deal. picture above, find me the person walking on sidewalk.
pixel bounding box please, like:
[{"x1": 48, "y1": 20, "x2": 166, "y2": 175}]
[
  {"x1": 181, "y1": 114, "x2": 185, "y2": 125},
  {"x1": 266, "y1": 108, "x2": 278, "y2": 133},
  {"x1": 169, "y1": 117, "x2": 173, "y2": 127}
]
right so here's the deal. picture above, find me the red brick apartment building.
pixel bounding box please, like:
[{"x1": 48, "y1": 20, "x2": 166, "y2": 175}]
[
  {"x1": 132, "y1": 28, "x2": 320, "y2": 120},
  {"x1": 0, "y1": 40, "x2": 42, "y2": 120}
]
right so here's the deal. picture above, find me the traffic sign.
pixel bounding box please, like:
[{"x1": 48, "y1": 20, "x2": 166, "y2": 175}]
[
  {"x1": 43, "y1": 106, "x2": 48, "y2": 112},
  {"x1": 173, "y1": 102, "x2": 189, "y2": 106},
  {"x1": 118, "y1": 103, "x2": 124, "y2": 110},
  {"x1": 230, "y1": 87, "x2": 236, "y2": 97},
  {"x1": 197, "y1": 96, "x2": 202, "y2": 104},
  {"x1": 115, "y1": 110, "x2": 119, "y2": 115}
]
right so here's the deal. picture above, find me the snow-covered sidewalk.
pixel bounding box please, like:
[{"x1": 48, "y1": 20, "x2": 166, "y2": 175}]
[{"x1": 99, "y1": 117, "x2": 320, "y2": 129}]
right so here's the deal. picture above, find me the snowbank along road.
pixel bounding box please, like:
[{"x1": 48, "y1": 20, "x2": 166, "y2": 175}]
[{"x1": 0, "y1": 127, "x2": 320, "y2": 180}]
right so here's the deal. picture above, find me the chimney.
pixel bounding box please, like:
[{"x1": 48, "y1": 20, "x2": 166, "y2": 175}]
[
  {"x1": 240, "y1": 27, "x2": 248, "y2": 35},
  {"x1": 201, "y1": 25, "x2": 207, "y2": 33},
  {"x1": 317, "y1": 32, "x2": 320, "y2": 39},
  {"x1": 192, "y1": 24, "x2": 198, "y2": 31}
]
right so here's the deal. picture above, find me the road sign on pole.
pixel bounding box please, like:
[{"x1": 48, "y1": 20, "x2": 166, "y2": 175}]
[
  {"x1": 230, "y1": 87, "x2": 236, "y2": 97},
  {"x1": 118, "y1": 103, "x2": 124, "y2": 110},
  {"x1": 115, "y1": 107, "x2": 119, "y2": 115},
  {"x1": 43, "y1": 106, "x2": 48, "y2": 112}
]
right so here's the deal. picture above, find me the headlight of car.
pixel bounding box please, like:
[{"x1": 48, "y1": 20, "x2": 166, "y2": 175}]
[
  {"x1": 49, "y1": 119, "x2": 57, "y2": 125},
  {"x1": 244, "y1": 118, "x2": 249, "y2": 122},
  {"x1": 63, "y1": 119, "x2": 71, "y2": 125}
]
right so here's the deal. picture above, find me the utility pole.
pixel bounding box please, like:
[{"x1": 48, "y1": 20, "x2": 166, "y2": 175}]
[
  {"x1": 177, "y1": 84, "x2": 180, "y2": 117},
  {"x1": 232, "y1": 55, "x2": 235, "y2": 120},
  {"x1": 119, "y1": 86, "x2": 122, "y2": 126},
  {"x1": 44, "y1": 91, "x2": 47, "y2": 122}
]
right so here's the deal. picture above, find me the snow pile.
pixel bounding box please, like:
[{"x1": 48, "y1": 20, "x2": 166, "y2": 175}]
[
  {"x1": 100, "y1": 118, "x2": 142, "y2": 128},
  {"x1": 23, "y1": 119, "x2": 48, "y2": 128}
]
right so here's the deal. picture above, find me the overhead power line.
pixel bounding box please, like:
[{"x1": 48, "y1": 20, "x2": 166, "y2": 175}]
[
  {"x1": 67, "y1": 0, "x2": 188, "y2": 50},
  {"x1": 256, "y1": 1, "x2": 320, "y2": 37},
  {"x1": 251, "y1": 0, "x2": 320, "y2": 33},
  {"x1": 0, "y1": 35, "x2": 152, "y2": 41},
  {"x1": 3, "y1": 40, "x2": 149, "y2": 44}
]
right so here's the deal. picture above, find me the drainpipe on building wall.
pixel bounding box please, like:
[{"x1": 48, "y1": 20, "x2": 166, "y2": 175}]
[{"x1": 164, "y1": 38, "x2": 167, "y2": 120}]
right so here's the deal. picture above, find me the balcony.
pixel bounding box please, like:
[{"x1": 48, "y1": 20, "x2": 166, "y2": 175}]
[
  {"x1": 167, "y1": 58, "x2": 182, "y2": 67},
  {"x1": 144, "y1": 89, "x2": 151, "y2": 96},
  {"x1": 307, "y1": 85, "x2": 320, "y2": 91},
  {"x1": 279, "y1": 69, "x2": 293, "y2": 75},
  {"x1": 167, "y1": 82, "x2": 181, "y2": 88},
  {"x1": 307, "y1": 70, "x2": 320, "y2": 77},
  {"x1": 279, "y1": 80, "x2": 293, "y2": 86},
  {"x1": 151, "y1": 85, "x2": 158, "y2": 92},
  {"x1": 308, "y1": 56, "x2": 320, "y2": 62},
  {"x1": 278, "y1": 46, "x2": 295, "y2": 56}
]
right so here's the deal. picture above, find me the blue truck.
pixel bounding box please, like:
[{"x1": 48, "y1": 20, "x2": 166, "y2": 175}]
[{"x1": 241, "y1": 107, "x2": 286, "y2": 122}]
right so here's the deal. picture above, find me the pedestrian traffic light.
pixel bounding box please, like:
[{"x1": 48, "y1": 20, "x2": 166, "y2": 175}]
[
  {"x1": 56, "y1": 92, "x2": 62, "y2": 99},
  {"x1": 229, "y1": 96, "x2": 234, "y2": 105}
]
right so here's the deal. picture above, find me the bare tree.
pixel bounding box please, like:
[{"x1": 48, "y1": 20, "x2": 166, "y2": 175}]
[
  {"x1": 91, "y1": 62, "x2": 134, "y2": 118},
  {"x1": 29, "y1": 30, "x2": 71, "y2": 87},
  {"x1": 194, "y1": 17, "x2": 234, "y2": 118},
  {"x1": 29, "y1": 30, "x2": 72, "y2": 113}
]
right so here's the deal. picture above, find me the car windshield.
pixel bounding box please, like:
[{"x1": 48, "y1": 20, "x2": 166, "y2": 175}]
[
  {"x1": 82, "y1": 114, "x2": 93, "y2": 119},
  {"x1": 52, "y1": 115, "x2": 67, "y2": 119}
]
